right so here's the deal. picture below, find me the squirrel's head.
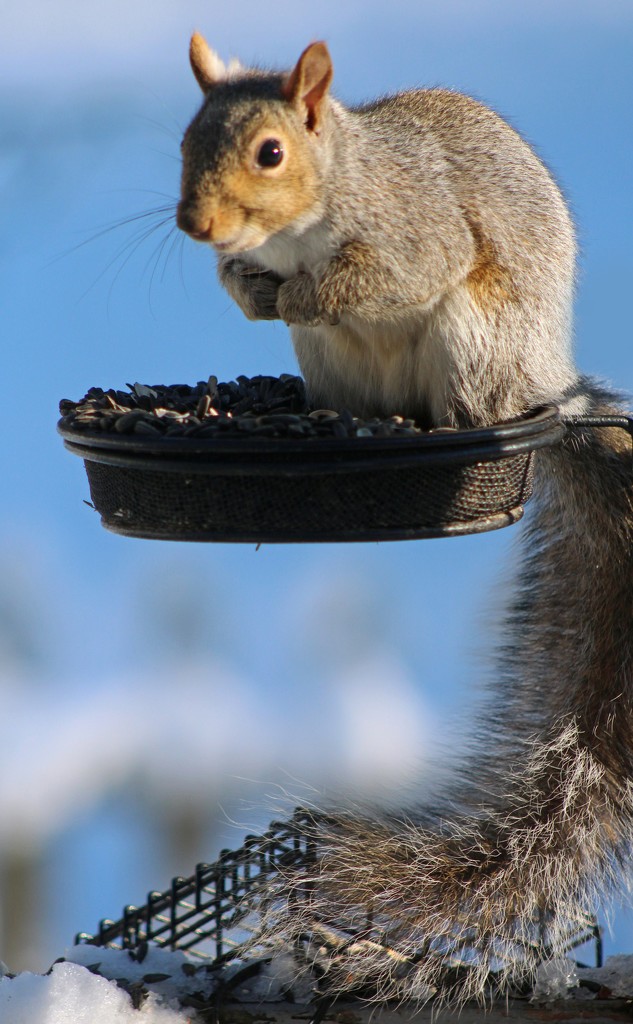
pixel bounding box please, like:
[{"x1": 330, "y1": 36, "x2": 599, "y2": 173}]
[{"x1": 177, "y1": 35, "x2": 333, "y2": 254}]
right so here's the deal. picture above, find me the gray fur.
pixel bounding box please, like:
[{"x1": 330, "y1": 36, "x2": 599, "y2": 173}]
[{"x1": 178, "y1": 44, "x2": 633, "y2": 1003}]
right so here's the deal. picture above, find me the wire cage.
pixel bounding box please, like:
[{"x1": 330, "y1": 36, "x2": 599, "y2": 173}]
[
  {"x1": 76, "y1": 810, "x2": 317, "y2": 964},
  {"x1": 75, "y1": 808, "x2": 604, "y2": 977}
]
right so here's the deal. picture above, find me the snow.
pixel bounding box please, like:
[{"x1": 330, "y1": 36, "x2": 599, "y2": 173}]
[
  {"x1": 532, "y1": 954, "x2": 633, "y2": 1001},
  {"x1": 0, "y1": 943, "x2": 317, "y2": 1022},
  {"x1": 66, "y1": 943, "x2": 315, "y2": 1004},
  {"x1": 66, "y1": 943, "x2": 211, "y2": 1000},
  {"x1": 577, "y1": 954, "x2": 633, "y2": 998},
  {"x1": 221, "y1": 952, "x2": 315, "y2": 1004},
  {"x1": 0, "y1": 946, "x2": 205, "y2": 1023},
  {"x1": 6, "y1": 945, "x2": 633, "y2": 1020},
  {"x1": 0, "y1": 961, "x2": 185, "y2": 1024},
  {"x1": 532, "y1": 958, "x2": 579, "y2": 1000}
]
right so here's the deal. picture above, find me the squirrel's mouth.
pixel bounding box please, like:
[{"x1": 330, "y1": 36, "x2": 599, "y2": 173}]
[
  {"x1": 176, "y1": 198, "x2": 271, "y2": 254},
  {"x1": 211, "y1": 226, "x2": 271, "y2": 255},
  {"x1": 212, "y1": 238, "x2": 239, "y2": 252}
]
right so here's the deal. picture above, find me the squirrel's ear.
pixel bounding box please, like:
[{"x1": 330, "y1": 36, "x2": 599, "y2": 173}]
[
  {"x1": 282, "y1": 42, "x2": 333, "y2": 132},
  {"x1": 189, "y1": 33, "x2": 227, "y2": 92}
]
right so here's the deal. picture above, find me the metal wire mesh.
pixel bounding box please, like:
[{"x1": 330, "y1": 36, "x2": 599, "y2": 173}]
[
  {"x1": 74, "y1": 808, "x2": 603, "y2": 972},
  {"x1": 75, "y1": 809, "x2": 316, "y2": 963},
  {"x1": 81, "y1": 447, "x2": 535, "y2": 541}
]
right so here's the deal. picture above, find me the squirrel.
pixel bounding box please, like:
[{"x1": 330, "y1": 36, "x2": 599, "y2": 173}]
[{"x1": 177, "y1": 36, "x2": 633, "y2": 1005}]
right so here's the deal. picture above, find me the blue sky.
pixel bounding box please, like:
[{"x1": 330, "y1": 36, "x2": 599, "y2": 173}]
[{"x1": 1, "y1": 0, "x2": 632, "y2": 970}]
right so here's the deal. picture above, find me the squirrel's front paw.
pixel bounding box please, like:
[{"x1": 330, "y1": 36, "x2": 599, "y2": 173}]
[
  {"x1": 218, "y1": 258, "x2": 282, "y2": 321},
  {"x1": 277, "y1": 272, "x2": 323, "y2": 327}
]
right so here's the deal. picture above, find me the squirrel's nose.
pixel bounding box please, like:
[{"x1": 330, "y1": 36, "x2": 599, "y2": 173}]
[{"x1": 176, "y1": 202, "x2": 213, "y2": 241}]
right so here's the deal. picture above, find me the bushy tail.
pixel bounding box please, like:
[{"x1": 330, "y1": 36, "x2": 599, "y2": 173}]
[{"x1": 258, "y1": 383, "x2": 633, "y2": 1005}]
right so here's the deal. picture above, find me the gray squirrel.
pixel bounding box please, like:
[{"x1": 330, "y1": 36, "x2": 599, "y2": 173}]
[{"x1": 177, "y1": 36, "x2": 633, "y2": 1004}]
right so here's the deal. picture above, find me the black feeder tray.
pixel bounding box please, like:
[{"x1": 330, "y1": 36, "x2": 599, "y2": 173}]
[{"x1": 58, "y1": 390, "x2": 570, "y2": 543}]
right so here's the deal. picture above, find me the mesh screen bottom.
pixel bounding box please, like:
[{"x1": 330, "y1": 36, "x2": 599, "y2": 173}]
[{"x1": 84, "y1": 451, "x2": 535, "y2": 541}]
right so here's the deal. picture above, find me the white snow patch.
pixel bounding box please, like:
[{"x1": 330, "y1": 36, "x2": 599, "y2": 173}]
[
  {"x1": 0, "y1": 961, "x2": 186, "y2": 1023},
  {"x1": 0, "y1": 945, "x2": 317, "y2": 1022},
  {"x1": 223, "y1": 951, "x2": 315, "y2": 1004},
  {"x1": 532, "y1": 958, "x2": 579, "y2": 1000},
  {"x1": 533, "y1": 954, "x2": 633, "y2": 1001},
  {"x1": 577, "y1": 954, "x2": 633, "y2": 998},
  {"x1": 66, "y1": 942, "x2": 211, "y2": 1000}
]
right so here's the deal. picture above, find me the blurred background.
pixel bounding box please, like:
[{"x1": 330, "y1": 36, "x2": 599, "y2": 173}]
[{"x1": 1, "y1": 0, "x2": 632, "y2": 973}]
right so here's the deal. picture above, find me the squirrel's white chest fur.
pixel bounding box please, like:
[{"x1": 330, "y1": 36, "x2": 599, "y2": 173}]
[
  {"x1": 292, "y1": 315, "x2": 452, "y2": 422},
  {"x1": 245, "y1": 222, "x2": 488, "y2": 425},
  {"x1": 290, "y1": 294, "x2": 485, "y2": 426},
  {"x1": 246, "y1": 218, "x2": 335, "y2": 280}
]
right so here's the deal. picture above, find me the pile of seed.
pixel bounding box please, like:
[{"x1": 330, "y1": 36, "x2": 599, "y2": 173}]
[{"x1": 59, "y1": 374, "x2": 425, "y2": 440}]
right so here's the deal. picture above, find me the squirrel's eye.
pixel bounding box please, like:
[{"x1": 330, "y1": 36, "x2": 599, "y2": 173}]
[{"x1": 256, "y1": 139, "x2": 284, "y2": 168}]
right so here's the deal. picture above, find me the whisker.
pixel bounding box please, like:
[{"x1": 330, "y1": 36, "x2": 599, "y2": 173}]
[
  {"x1": 147, "y1": 148, "x2": 182, "y2": 164},
  {"x1": 137, "y1": 114, "x2": 183, "y2": 143},
  {"x1": 133, "y1": 89, "x2": 186, "y2": 141},
  {"x1": 53, "y1": 203, "x2": 177, "y2": 265},
  {"x1": 83, "y1": 211, "x2": 177, "y2": 304},
  {"x1": 177, "y1": 233, "x2": 191, "y2": 300},
  {"x1": 162, "y1": 225, "x2": 186, "y2": 284},
  {"x1": 109, "y1": 216, "x2": 176, "y2": 285},
  {"x1": 108, "y1": 188, "x2": 178, "y2": 202},
  {"x1": 52, "y1": 177, "x2": 202, "y2": 311},
  {"x1": 145, "y1": 224, "x2": 182, "y2": 315}
]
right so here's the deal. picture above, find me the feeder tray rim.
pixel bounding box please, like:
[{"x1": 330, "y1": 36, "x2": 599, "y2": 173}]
[
  {"x1": 57, "y1": 403, "x2": 565, "y2": 464},
  {"x1": 94, "y1": 509, "x2": 527, "y2": 543},
  {"x1": 56, "y1": 404, "x2": 632, "y2": 544}
]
